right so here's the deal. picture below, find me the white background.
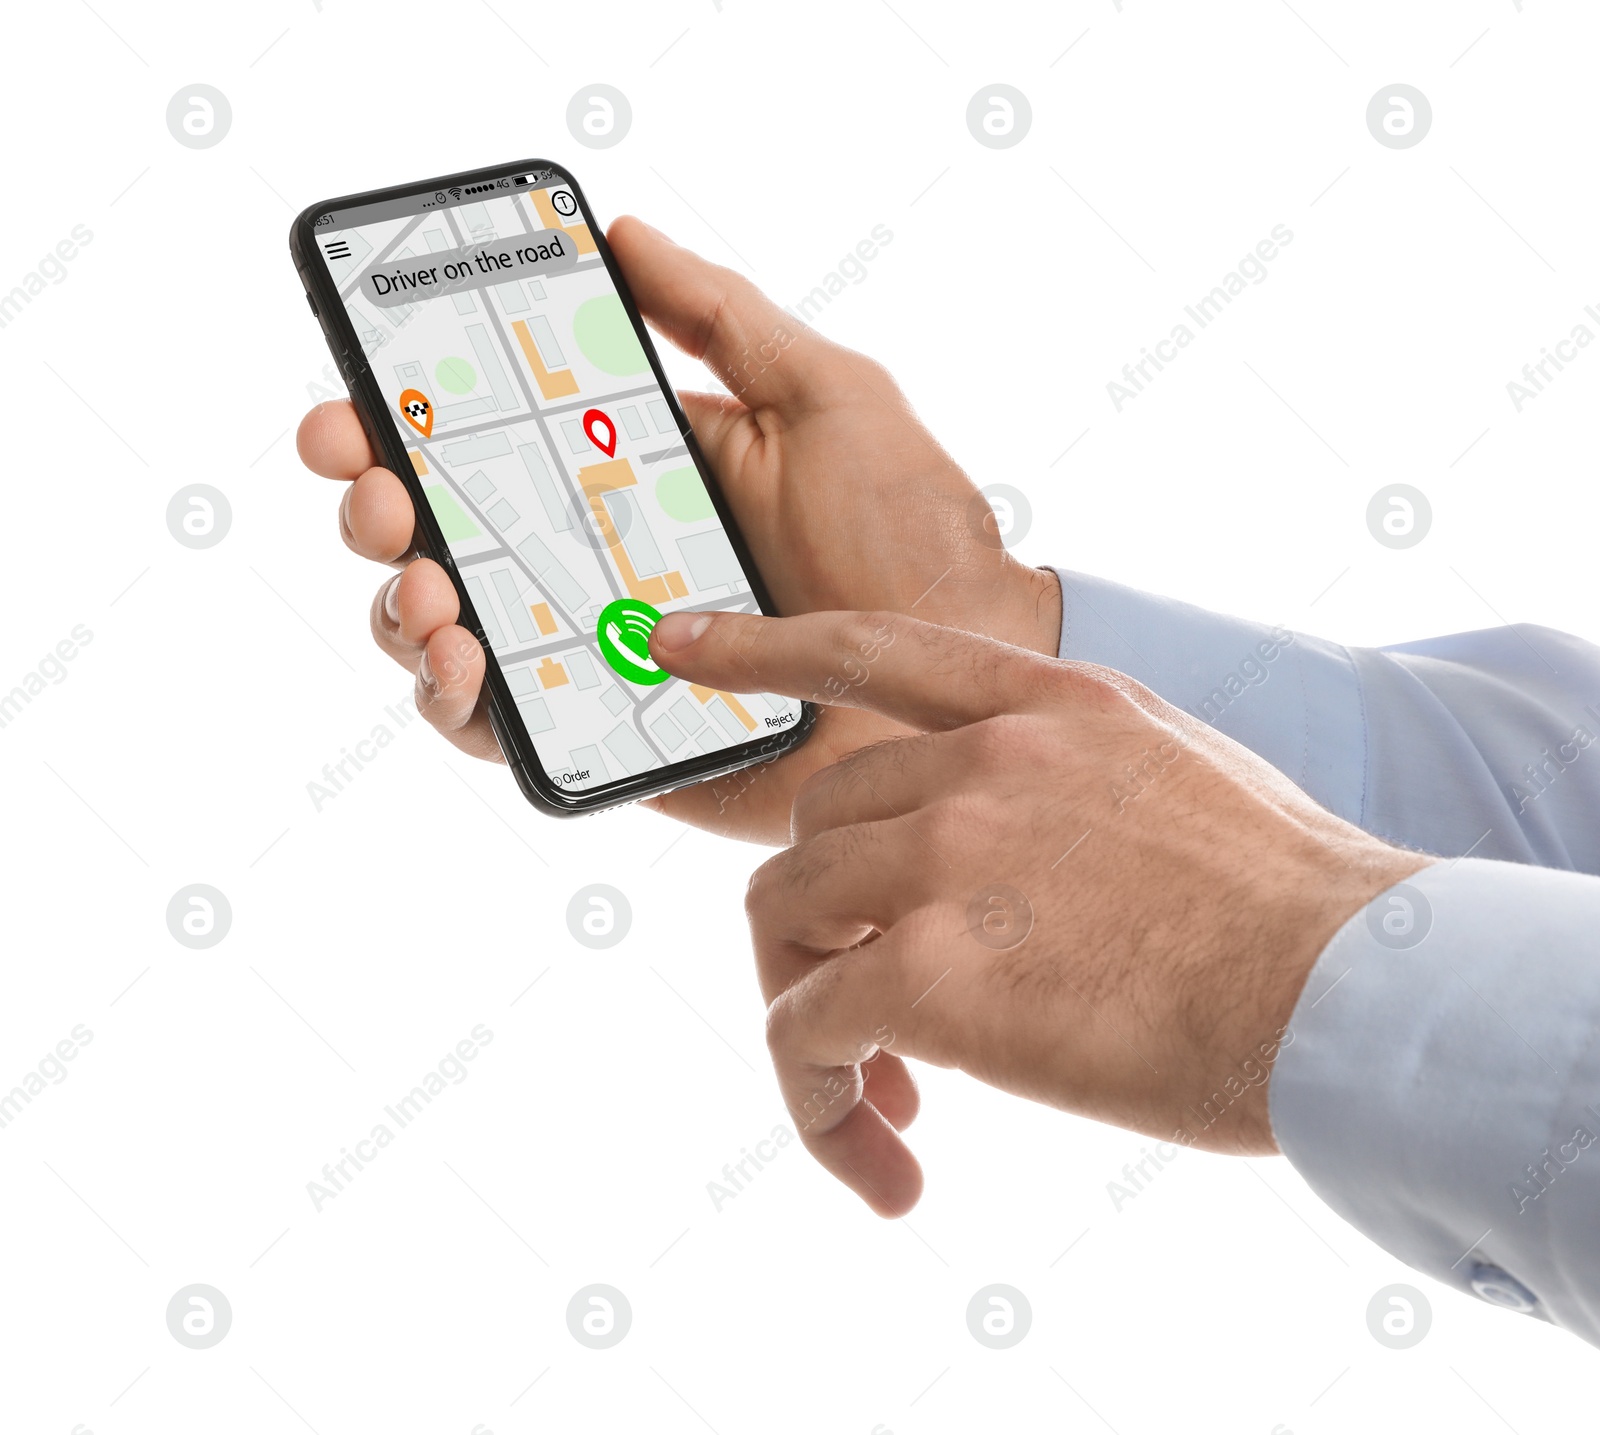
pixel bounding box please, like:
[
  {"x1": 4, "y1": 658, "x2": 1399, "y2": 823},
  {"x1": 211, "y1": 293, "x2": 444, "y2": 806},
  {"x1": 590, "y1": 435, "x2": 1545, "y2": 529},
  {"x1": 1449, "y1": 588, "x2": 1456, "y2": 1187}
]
[{"x1": 2, "y1": 1, "x2": 1597, "y2": 1431}]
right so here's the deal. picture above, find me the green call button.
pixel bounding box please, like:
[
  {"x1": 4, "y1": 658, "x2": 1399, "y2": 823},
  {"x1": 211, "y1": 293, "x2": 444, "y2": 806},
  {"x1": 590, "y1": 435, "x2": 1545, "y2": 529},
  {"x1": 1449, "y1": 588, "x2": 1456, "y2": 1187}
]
[{"x1": 597, "y1": 598, "x2": 670, "y2": 686}]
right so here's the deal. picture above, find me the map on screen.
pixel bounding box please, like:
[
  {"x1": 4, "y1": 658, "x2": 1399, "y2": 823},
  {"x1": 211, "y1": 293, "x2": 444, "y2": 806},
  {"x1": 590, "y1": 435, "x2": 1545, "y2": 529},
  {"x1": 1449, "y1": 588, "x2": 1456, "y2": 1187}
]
[{"x1": 313, "y1": 180, "x2": 802, "y2": 795}]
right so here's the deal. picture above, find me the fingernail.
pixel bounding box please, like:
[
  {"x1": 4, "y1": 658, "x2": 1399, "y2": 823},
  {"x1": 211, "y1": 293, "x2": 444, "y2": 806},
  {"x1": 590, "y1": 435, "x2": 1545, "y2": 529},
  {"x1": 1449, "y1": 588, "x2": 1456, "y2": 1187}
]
[
  {"x1": 653, "y1": 611, "x2": 712, "y2": 651},
  {"x1": 417, "y1": 649, "x2": 439, "y2": 697},
  {"x1": 383, "y1": 573, "x2": 403, "y2": 626}
]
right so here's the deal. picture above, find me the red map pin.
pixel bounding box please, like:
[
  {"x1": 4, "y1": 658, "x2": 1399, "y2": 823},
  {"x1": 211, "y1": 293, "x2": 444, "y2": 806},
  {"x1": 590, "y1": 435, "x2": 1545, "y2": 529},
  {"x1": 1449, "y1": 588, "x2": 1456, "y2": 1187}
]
[
  {"x1": 398, "y1": 389, "x2": 433, "y2": 439},
  {"x1": 581, "y1": 407, "x2": 617, "y2": 457}
]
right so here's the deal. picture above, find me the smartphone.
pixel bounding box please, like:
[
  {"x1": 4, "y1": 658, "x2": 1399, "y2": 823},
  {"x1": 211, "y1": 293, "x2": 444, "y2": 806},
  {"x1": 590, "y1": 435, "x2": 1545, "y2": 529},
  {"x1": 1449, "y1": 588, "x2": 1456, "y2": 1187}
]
[{"x1": 290, "y1": 159, "x2": 814, "y2": 816}]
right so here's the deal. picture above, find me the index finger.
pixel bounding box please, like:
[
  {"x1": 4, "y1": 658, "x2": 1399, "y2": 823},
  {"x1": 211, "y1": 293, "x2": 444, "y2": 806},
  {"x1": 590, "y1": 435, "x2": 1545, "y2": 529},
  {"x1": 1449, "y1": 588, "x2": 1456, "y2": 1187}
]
[
  {"x1": 649, "y1": 608, "x2": 1072, "y2": 731},
  {"x1": 297, "y1": 398, "x2": 379, "y2": 480}
]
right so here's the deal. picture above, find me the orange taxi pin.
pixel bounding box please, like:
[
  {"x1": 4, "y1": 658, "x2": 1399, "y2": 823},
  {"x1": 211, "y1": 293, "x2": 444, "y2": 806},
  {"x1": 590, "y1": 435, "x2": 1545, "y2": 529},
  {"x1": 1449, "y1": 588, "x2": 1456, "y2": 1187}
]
[{"x1": 398, "y1": 389, "x2": 434, "y2": 439}]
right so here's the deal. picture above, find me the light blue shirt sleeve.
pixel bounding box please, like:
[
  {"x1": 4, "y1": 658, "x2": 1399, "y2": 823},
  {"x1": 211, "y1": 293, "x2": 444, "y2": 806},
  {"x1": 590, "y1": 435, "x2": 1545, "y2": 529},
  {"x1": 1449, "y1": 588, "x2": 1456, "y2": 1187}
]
[{"x1": 1054, "y1": 568, "x2": 1600, "y2": 1343}]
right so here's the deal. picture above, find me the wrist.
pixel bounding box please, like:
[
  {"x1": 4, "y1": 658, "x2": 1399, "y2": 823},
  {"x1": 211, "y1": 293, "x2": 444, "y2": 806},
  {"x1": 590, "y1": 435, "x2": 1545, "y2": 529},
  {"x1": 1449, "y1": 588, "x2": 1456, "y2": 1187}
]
[
  {"x1": 1179, "y1": 836, "x2": 1431, "y2": 1157},
  {"x1": 1249, "y1": 843, "x2": 1434, "y2": 1150}
]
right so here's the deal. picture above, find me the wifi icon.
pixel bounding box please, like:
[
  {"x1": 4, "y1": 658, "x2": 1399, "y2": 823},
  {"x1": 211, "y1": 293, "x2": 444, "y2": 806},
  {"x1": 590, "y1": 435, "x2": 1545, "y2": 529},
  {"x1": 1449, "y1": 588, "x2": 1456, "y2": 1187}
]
[{"x1": 447, "y1": 186, "x2": 463, "y2": 200}]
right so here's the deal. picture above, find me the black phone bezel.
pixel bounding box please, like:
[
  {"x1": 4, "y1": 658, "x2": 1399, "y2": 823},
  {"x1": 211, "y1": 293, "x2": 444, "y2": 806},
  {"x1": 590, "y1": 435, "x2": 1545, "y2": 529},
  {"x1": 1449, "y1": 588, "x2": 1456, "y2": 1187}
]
[{"x1": 289, "y1": 157, "x2": 816, "y2": 817}]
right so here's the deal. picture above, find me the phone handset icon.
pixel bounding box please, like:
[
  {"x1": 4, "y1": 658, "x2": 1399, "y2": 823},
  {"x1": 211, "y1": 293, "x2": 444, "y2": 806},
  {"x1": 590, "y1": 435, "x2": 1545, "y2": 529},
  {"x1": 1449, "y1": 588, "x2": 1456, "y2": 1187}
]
[
  {"x1": 607, "y1": 619, "x2": 660, "y2": 673},
  {"x1": 596, "y1": 598, "x2": 671, "y2": 686}
]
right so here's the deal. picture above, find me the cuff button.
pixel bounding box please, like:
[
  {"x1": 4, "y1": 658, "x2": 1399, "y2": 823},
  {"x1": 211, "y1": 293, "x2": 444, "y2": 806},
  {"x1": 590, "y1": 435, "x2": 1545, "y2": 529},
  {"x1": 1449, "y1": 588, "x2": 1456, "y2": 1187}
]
[{"x1": 1469, "y1": 1262, "x2": 1539, "y2": 1313}]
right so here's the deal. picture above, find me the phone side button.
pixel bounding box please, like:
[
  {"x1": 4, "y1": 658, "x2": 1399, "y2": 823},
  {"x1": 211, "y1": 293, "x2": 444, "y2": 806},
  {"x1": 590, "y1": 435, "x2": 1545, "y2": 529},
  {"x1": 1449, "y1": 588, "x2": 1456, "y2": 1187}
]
[
  {"x1": 305, "y1": 291, "x2": 319, "y2": 317},
  {"x1": 486, "y1": 703, "x2": 520, "y2": 767}
]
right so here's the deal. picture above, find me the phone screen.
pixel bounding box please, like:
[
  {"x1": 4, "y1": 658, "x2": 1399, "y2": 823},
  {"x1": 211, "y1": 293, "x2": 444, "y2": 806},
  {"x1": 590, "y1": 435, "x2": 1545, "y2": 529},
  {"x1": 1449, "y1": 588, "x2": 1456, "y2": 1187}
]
[{"x1": 307, "y1": 172, "x2": 803, "y2": 797}]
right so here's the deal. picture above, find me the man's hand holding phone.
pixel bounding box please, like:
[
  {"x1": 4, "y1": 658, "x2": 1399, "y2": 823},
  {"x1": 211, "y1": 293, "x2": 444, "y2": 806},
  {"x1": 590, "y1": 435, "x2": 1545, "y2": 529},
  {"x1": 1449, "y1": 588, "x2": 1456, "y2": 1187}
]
[{"x1": 296, "y1": 217, "x2": 1060, "y2": 843}]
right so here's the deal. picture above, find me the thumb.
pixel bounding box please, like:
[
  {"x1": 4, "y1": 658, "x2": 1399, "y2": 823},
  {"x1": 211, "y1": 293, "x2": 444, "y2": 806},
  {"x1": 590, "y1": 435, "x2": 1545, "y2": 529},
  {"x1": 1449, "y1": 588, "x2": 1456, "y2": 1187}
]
[
  {"x1": 606, "y1": 215, "x2": 837, "y2": 409},
  {"x1": 649, "y1": 608, "x2": 1062, "y2": 732}
]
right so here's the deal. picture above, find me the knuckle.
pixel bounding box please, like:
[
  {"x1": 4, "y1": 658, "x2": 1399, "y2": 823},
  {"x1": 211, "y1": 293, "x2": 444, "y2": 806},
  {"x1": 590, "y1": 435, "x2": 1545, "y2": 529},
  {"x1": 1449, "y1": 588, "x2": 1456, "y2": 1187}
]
[
  {"x1": 1053, "y1": 662, "x2": 1187, "y2": 747},
  {"x1": 743, "y1": 853, "x2": 785, "y2": 925},
  {"x1": 830, "y1": 610, "x2": 902, "y2": 672},
  {"x1": 702, "y1": 611, "x2": 763, "y2": 676},
  {"x1": 915, "y1": 800, "x2": 963, "y2": 849},
  {"x1": 1055, "y1": 659, "x2": 1145, "y2": 711},
  {"x1": 858, "y1": 354, "x2": 896, "y2": 389},
  {"x1": 790, "y1": 759, "x2": 838, "y2": 812},
  {"x1": 790, "y1": 757, "x2": 874, "y2": 838},
  {"x1": 828, "y1": 346, "x2": 896, "y2": 398},
  {"x1": 761, "y1": 828, "x2": 862, "y2": 913},
  {"x1": 763, "y1": 991, "x2": 796, "y2": 1058},
  {"x1": 693, "y1": 288, "x2": 733, "y2": 368},
  {"x1": 790, "y1": 763, "x2": 844, "y2": 838}
]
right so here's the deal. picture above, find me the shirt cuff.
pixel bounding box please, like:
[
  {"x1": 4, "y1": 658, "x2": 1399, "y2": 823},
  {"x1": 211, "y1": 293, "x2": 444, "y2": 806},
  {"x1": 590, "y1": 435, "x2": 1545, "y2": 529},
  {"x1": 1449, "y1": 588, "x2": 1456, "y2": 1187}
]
[
  {"x1": 1269, "y1": 857, "x2": 1600, "y2": 1344},
  {"x1": 1052, "y1": 568, "x2": 1367, "y2": 826}
]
